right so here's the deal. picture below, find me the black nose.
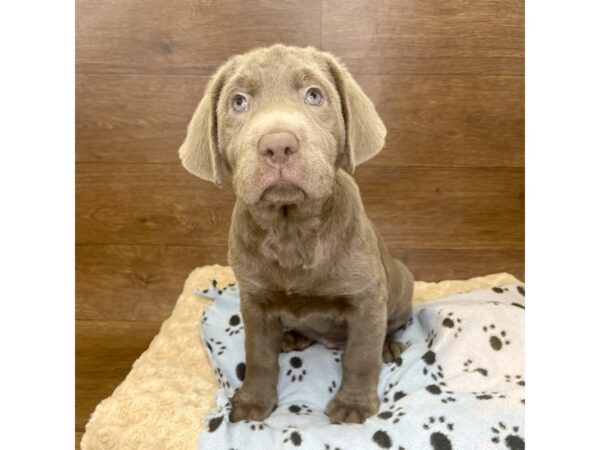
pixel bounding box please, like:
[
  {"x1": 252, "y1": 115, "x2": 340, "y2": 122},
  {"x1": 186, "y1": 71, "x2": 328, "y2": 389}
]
[{"x1": 258, "y1": 132, "x2": 299, "y2": 166}]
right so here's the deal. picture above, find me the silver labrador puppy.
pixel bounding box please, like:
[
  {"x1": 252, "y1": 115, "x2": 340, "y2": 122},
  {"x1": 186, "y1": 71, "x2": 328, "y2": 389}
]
[{"x1": 179, "y1": 44, "x2": 413, "y2": 424}]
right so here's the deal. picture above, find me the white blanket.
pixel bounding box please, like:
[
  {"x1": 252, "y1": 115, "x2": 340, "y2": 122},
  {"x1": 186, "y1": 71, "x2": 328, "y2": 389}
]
[{"x1": 197, "y1": 281, "x2": 525, "y2": 450}]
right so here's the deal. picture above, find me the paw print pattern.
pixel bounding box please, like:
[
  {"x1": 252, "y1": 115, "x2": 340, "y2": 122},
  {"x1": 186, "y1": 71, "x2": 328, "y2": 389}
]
[
  {"x1": 389, "y1": 355, "x2": 404, "y2": 372},
  {"x1": 382, "y1": 380, "x2": 406, "y2": 404},
  {"x1": 288, "y1": 404, "x2": 313, "y2": 415},
  {"x1": 492, "y1": 286, "x2": 509, "y2": 294},
  {"x1": 422, "y1": 416, "x2": 454, "y2": 450},
  {"x1": 463, "y1": 359, "x2": 488, "y2": 377},
  {"x1": 440, "y1": 311, "x2": 463, "y2": 338},
  {"x1": 201, "y1": 311, "x2": 208, "y2": 324},
  {"x1": 472, "y1": 391, "x2": 506, "y2": 400},
  {"x1": 505, "y1": 374, "x2": 525, "y2": 386},
  {"x1": 426, "y1": 330, "x2": 438, "y2": 349},
  {"x1": 207, "y1": 337, "x2": 227, "y2": 356},
  {"x1": 324, "y1": 445, "x2": 341, "y2": 450},
  {"x1": 491, "y1": 422, "x2": 525, "y2": 450},
  {"x1": 421, "y1": 350, "x2": 444, "y2": 381},
  {"x1": 327, "y1": 380, "x2": 338, "y2": 394},
  {"x1": 482, "y1": 324, "x2": 511, "y2": 351},
  {"x1": 243, "y1": 420, "x2": 267, "y2": 431},
  {"x1": 516, "y1": 285, "x2": 525, "y2": 297},
  {"x1": 225, "y1": 314, "x2": 244, "y2": 336},
  {"x1": 286, "y1": 356, "x2": 307, "y2": 382},
  {"x1": 331, "y1": 349, "x2": 342, "y2": 363},
  {"x1": 214, "y1": 367, "x2": 230, "y2": 389},
  {"x1": 283, "y1": 427, "x2": 303, "y2": 446},
  {"x1": 377, "y1": 404, "x2": 406, "y2": 424},
  {"x1": 425, "y1": 382, "x2": 456, "y2": 403}
]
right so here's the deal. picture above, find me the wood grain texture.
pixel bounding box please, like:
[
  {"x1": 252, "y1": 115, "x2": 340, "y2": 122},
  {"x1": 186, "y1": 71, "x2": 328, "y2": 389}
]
[
  {"x1": 76, "y1": 163, "x2": 523, "y2": 250},
  {"x1": 76, "y1": 244, "x2": 227, "y2": 321},
  {"x1": 76, "y1": 320, "x2": 162, "y2": 432},
  {"x1": 76, "y1": 244, "x2": 522, "y2": 322},
  {"x1": 76, "y1": 74, "x2": 523, "y2": 167},
  {"x1": 322, "y1": 0, "x2": 524, "y2": 75},
  {"x1": 76, "y1": 0, "x2": 321, "y2": 75}
]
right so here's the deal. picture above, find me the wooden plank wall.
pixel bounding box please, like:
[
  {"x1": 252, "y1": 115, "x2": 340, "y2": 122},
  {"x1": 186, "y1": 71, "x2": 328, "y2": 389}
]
[{"x1": 76, "y1": 0, "x2": 524, "y2": 445}]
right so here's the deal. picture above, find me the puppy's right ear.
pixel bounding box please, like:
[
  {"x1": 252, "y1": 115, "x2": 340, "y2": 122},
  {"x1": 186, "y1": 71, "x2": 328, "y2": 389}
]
[{"x1": 178, "y1": 65, "x2": 229, "y2": 187}]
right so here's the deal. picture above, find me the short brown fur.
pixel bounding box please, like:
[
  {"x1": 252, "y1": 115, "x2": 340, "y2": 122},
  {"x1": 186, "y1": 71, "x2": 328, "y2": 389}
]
[{"x1": 179, "y1": 44, "x2": 413, "y2": 423}]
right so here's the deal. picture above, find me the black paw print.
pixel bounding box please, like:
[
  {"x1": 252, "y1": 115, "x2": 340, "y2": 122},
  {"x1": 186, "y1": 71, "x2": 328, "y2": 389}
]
[
  {"x1": 472, "y1": 391, "x2": 506, "y2": 400},
  {"x1": 327, "y1": 380, "x2": 338, "y2": 394},
  {"x1": 283, "y1": 427, "x2": 303, "y2": 446},
  {"x1": 288, "y1": 404, "x2": 313, "y2": 415},
  {"x1": 207, "y1": 337, "x2": 227, "y2": 356},
  {"x1": 207, "y1": 415, "x2": 224, "y2": 432},
  {"x1": 491, "y1": 422, "x2": 525, "y2": 450},
  {"x1": 505, "y1": 374, "x2": 525, "y2": 386},
  {"x1": 372, "y1": 430, "x2": 393, "y2": 449},
  {"x1": 516, "y1": 285, "x2": 525, "y2": 297},
  {"x1": 286, "y1": 356, "x2": 307, "y2": 382},
  {"x1": 492, "y1": 286, "x2": 509, "y2": 294},
  {"x1": 377, "y1": 403, "x2": 406, "y2": 424},
  {"x1": 225, "y1": 314, "x2": 244, "y2": 336},
  {"x1": 425, "y1": 382, "x2": 456, "y2": 403},
  {"x1": 382, "y1": 380, "x2": 406, "y2": 404},
  {"x1": 482, "y1": 324, "x2": 511, "y2": 351},
  {"x1": 422, "y1": 416, "x2": 454, "y2": 450},
  {"x1": 243, "y1": 419, "x2": 267, "y2": 431},
  {"x1": 426, "y1": 330, "x2": 438, "y2": 349},
  {"x1": 421, "y1": 350, "x2": 444, "y2": 381},
  {"x1": 511, "y1": 302, "x2": 525, "y2": 310},
  {"x1": 214, "y1": 367, "x2": 230, "y2": 389},
  {"x1": 324, "y1": 444, "x2": 341, "y2": 450},
  {"x1": 201, "y1": 311, "x2": 208, "y2": 324},
  {"x1": 331, "y1": 349, "x2": 342, "y2": 363},
  {"x1": 440, "y1": 311, "x2": 463, "y2": 338},
  {"x1": 463, "y1": 359, "x2": 488, "y2": 377},
  {"x1": 389, "y1": 354, "x2": 404, "y2": 372}
]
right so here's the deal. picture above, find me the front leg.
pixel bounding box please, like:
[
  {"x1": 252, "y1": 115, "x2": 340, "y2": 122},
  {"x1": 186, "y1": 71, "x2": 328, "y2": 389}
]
[
  {"x1": 230, "y1": 290, "x2": 283, "y2": 422},
  {"x1": 325, "y1": 295, "x2": 386, "y2": 423}
]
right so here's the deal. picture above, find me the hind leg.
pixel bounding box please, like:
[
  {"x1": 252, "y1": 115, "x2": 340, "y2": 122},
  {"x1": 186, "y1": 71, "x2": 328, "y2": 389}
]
[
  {"x1": 382, "y1": 335, "x2": 405, "y2": 363},
  {"x1": 281, "y1": 330, "x2": 316, "y2": 352}
]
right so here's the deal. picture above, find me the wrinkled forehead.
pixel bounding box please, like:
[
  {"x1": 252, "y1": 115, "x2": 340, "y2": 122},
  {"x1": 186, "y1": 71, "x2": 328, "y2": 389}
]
[{"x1": 223, "y1": 48, "x2": 334, "y2": 96}]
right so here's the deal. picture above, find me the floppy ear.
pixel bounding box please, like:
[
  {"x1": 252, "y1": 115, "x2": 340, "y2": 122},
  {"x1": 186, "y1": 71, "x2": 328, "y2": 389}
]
[
  {"x1": 324, "y1": 54, "x2": 387, "y2": 173},
  {"x1": 178, "y1": 66, "x2": 229, "y2": 187}
]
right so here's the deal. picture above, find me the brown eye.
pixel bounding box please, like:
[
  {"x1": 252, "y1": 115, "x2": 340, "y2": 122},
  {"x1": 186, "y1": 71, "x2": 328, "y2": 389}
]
[
  {"x1": 232, "y1": 94, "x2": 248, "y2": 112},
  {"x1": 305, "y1": 88, "x2": 324, "y2": 106}
]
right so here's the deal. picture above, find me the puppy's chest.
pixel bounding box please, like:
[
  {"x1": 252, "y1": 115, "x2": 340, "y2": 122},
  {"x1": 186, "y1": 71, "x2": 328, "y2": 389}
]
[{"x1": 259, "y1": 221, "x2": 324, "y2": 271}]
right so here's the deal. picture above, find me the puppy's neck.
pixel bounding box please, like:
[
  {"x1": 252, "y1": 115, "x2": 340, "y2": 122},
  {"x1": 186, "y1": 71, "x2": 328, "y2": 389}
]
[{"x1": 248, "y1": 195, "x2": 334, "y2": 231}]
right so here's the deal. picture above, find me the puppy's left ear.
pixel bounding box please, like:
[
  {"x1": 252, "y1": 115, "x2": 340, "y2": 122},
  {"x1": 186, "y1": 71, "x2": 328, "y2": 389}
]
[
  {"x1": 323, "y1": 53, "x2": 387, "y2": 173},
  {"x1": 178, "y1": 63, "x2": 230, "y2": 187}
]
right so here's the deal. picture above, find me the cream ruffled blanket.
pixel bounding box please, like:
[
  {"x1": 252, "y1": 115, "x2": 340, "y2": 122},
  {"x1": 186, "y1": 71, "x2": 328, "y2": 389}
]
[{"x1": 80, "y1": 265, "x2": 520, "y2": 450}]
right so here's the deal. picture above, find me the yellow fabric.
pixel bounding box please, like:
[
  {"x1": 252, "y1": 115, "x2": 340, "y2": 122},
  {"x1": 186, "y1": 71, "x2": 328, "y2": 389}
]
[{"x1": 80, "y1": 265, "x2": 521, "y2": 450}]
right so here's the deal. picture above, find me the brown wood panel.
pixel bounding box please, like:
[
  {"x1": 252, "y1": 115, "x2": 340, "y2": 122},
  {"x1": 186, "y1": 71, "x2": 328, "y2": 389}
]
[
  {"x1": 77, "y1": 74, "x2": 523, "y2": 167},
  {"x1": 403, "y1": 248, "x2": 524, "y2": 282},
  {"x1": 76, "y1": 163, "x2": 523, "y2": 250},
  {"x1": 76, "y1": 320, "x2": 162, "y2": 432},
  {"x1": 76, "y1": 0, "x2": 321, "y2": 75},
  {"x1": 322, "y1": 0, "x2": 524, "y2": 75},
  {"x1": 76, "y1": 244, "x2": 227, "y2": 321},
  {"x1": 359, "y1": 75, "x2": 524, "y2": 168},
  {"x1": 76, "y1": 432, "x2": 83, "y2": 450},
  {"x1": 76, "y1": 74, "x2": 208, "y2": 162},
  {"x1": 76, "y1": 244, "x2": 523, "y2": 323}
]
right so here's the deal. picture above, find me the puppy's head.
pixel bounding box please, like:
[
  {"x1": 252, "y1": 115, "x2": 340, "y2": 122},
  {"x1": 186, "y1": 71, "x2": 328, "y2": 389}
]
[{"x1": 179, "y1": 45, "x2": 386, "y2": 205}]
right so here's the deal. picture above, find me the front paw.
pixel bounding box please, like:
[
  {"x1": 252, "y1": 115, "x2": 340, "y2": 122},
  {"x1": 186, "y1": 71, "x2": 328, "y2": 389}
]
[
  {"x1": 229, "y1": 388, "x2": 277, "y2": 422},
  {"x1": 325, "y1": 392, "x2": 379, "y2": 424}
]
